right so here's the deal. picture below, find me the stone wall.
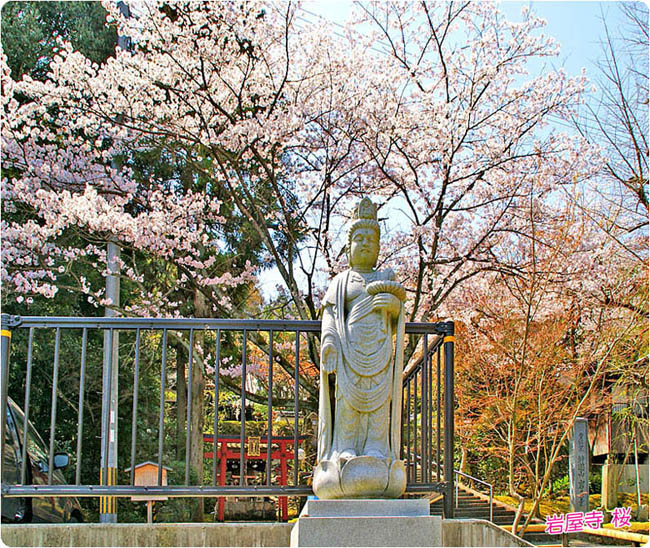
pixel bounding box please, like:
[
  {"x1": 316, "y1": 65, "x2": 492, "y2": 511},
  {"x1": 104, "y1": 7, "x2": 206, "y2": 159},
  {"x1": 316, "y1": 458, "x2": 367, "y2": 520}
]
[
  {"x1": 441, "y1": 519, "x2": 533, "y2": 547},
  {"x1": 1, "y1": 523, "x2": 293, "y2": 547},
  {"x1": 2, "y1": 518, "x2": 533, "y2": 547},
  {"x1": 601, "y1": 463, "x2": 649, "y2": 508}
]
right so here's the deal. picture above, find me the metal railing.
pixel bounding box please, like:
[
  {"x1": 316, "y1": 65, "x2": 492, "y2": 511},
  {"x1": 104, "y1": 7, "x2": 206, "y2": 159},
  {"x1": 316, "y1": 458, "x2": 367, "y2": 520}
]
[
  {"x1": 401, "y1": 327, "x2": 455, "y2": 517},
  {"x1": 0, "y1": 314, "x2": 454, "y2": 517},
  {"x1": 455, "y1": 470, "x2": 493, "y2": 523},
  {"x1": 410, "y1": 453, "x2": 494, "y2": 523}
]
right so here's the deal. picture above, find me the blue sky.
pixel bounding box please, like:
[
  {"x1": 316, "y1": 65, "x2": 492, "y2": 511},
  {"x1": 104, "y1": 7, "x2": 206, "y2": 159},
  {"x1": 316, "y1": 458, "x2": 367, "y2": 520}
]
[
  {"x1": 497, "y1": 1, "x2": 636, "y2": 77},
  {"x1": 302, "y1": 1, "x2": 645, "y2": 82}
]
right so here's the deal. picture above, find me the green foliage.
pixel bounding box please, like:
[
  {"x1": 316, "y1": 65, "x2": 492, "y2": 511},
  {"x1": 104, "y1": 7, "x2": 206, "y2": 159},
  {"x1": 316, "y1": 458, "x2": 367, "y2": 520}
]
[
  {"x1": 1, "y1": 1, "x2": 117, "y2": 81},
  {"x1": 213, "y1": 418, "x2": 310, "y2": 437},
  {"x1": 153, "y1": 460, "x2": 200, "y2": 523},
  {"x1": 552, "y1": 474, "x2": 569, "y2": 494},
  {"x1": 589, "y1": 469, "x2": 602, "y2": 493},
  {"x1": 474, "y1": 455, "x2": 510, "y2": 494}
]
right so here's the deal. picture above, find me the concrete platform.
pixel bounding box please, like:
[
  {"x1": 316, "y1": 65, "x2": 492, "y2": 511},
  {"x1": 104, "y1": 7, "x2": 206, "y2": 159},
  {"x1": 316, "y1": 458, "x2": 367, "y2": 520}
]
[
  {"x1": 299, "y1": 498, "x2": 430, "y2": 518},
  {"x1": 290, "y1": 499, "x2": 441, "y2": 547}
]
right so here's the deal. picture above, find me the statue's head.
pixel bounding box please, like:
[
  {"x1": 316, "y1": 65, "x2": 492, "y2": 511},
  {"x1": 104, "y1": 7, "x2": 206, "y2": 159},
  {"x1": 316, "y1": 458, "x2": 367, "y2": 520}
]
[{"x1": 347, "y1": 197, "x2": 380, "y2": 269}]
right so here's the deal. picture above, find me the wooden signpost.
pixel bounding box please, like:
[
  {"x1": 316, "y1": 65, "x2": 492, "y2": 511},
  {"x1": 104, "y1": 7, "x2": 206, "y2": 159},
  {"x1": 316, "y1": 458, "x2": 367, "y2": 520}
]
[{"x1": 124, "y1": 461, "x2": 171, "y2": 523}]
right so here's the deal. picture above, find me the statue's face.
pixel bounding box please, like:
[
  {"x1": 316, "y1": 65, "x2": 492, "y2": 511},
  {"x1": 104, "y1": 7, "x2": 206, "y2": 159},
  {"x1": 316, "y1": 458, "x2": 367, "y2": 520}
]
[{"x1": 349, "y1": 227, "x2": 379, "y2": 269}]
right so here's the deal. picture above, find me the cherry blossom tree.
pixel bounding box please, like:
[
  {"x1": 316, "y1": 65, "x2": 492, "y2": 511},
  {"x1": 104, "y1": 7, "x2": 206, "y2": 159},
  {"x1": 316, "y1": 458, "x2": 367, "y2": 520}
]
[
  {"x1": 2, "y1": 0, "x2": 604, "y2": 324},
  {"x1": 452, "y1": 189, "x2": 644, "y2": 532},
  {"x1": 321, "y1": 1, "x2": 601, "y2": 325},
  {"x1": 1, "y1": 2, "x2": 373, "y2": 520},
  {"x1": 571, "y1": 2, "x2": 648, "y2": 263}
]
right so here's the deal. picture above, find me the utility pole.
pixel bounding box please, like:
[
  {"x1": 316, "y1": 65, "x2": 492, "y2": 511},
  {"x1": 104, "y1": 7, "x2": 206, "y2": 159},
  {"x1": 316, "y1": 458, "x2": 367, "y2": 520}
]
[
  {"x1": 99, "y1": 0, "x2": 130, "y2": 523},
  {"x1": 100, "y1": 240, "x2": 120, "y2": 522}
]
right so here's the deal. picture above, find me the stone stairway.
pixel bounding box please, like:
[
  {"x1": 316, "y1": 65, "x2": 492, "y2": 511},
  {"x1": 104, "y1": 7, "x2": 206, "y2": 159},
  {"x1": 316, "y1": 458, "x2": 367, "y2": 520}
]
[
  {"x1": 429, "y1": 484, "x2": 517, "y2": 525},
  {"x1": 429, "y1": 486, "x2": 565, "y2": 546}
]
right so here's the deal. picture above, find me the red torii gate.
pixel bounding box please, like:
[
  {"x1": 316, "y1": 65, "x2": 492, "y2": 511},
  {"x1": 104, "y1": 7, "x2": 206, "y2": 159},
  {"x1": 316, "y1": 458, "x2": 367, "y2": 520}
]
[{"x1": 203, "y1": 434, "x2": 307, "y2": 522}]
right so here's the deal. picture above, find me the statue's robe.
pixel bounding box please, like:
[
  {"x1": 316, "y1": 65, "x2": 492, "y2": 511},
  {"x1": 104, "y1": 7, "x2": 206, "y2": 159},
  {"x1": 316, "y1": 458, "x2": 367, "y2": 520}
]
[{"x1": 318, "y1": 268, "x2": 406, "y2": 463}]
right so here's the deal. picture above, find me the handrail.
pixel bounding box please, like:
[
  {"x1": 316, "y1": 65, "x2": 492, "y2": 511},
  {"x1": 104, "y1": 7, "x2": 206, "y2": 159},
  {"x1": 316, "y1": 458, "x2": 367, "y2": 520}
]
[
  {"x1": 454, "y1": 469, "x2": 492, "y2": 489},
  {"x1": 454, "y1": 469, "x2": 493, "y2": 523},
  {"x1": 2, "y1": 315, "x2": 448, "y2": 334},
  {"x1": 408, "y1": 453, "x2": 494, "y2": 523}
]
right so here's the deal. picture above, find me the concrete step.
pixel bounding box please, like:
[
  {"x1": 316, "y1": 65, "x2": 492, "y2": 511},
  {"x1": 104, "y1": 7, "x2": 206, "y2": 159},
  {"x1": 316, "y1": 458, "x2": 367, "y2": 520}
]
[
  {"x1": 428, "y1": 508, "x2": 515, "y2": 525},
  {"x1": 453, "y1": 510, "x2": 514, "y2": 516},
  {"x1": 523, "y1": 532, "x2": 562, "y2": 545},
  {"x1": 453, "y1": 513, "x2": 515, "y2": 520},
  {"x1": 456, "y1": 504, "x2": 515, "y2": 516},
  {"x1": 459, "y1": 516, "x2": 516, "y2": 521},
  {"x1": 429, "y1": 484, "x2": 538, "y2": 530},
  {"x1": 453, "y1": 508, "x2": 514, "y2": 514},
  {"x1": 429, "y1": 513, "x2": 514, "y2": 526},
  {"x1": 430, "y1": 500, "x2": 492, "y2": 507},
  {"x1": 456, "y1": 500, "x2": 492, "y2": 506},
  {"x1": 434, "y1": 504, "x2": 494, "y2": 510}
]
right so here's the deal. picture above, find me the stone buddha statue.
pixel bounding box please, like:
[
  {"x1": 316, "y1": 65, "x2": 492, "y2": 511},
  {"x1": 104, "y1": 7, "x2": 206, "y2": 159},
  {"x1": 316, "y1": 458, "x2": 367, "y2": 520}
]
[{"x1": 314, "y1": 197, "x2": 407, "y2": 499}]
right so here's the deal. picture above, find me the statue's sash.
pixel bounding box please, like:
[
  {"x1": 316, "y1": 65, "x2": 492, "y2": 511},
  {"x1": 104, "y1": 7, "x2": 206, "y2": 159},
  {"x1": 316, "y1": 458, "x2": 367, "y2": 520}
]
[{"x1": 334, "y1": 272, "x2": 393, "y2": 412}]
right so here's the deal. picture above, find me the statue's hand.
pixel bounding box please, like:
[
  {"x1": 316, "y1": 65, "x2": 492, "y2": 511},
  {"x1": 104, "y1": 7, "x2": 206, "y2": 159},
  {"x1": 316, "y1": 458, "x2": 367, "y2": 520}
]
[
  {"x1": 372, "y1": 292, "x2": 401, "y2": 318},
  {"x1": 321, "y1": 341, "x2": 337, "y2": 373}
]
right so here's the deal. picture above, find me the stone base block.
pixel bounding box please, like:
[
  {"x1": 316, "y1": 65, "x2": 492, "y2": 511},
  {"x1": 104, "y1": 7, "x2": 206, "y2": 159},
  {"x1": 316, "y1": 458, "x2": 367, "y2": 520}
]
[
  {"x1": 300, "y1": 498, "x2": 430, "y2": 518},
  {"x1": 290, "y1": 499, "x2": 441, "y2": 547}
]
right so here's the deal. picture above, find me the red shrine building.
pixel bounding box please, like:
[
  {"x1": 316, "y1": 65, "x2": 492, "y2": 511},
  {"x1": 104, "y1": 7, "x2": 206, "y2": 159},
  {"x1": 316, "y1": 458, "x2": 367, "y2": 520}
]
[{"x1": 203, "y1": 434, "x2": 308, "y2": 521}]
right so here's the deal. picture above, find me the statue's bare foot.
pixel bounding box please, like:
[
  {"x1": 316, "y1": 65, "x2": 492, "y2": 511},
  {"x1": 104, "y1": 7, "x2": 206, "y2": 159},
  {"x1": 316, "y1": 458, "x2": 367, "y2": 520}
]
[{"x1": 339, "y1": 449, "x2": 356, "y2": 461}]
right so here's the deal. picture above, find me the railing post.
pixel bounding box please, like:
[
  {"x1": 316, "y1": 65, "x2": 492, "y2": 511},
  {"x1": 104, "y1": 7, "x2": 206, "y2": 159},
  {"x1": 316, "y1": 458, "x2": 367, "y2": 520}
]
[
  {"x1": 443, "y1": 321, "x2": 455, "y2": 519},
  {"x1": 489, "y1": 484, "x2": 493, "y2": 522},
  {"x1": 1, "y1": 314, "x2": 15, "y2": 480}
]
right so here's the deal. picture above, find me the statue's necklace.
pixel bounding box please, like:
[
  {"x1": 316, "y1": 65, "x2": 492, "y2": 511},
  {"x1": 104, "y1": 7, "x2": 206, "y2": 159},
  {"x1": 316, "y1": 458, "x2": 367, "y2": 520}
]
[{"x1": 352, "y1": 269, "x2": 380, "y2": 284}]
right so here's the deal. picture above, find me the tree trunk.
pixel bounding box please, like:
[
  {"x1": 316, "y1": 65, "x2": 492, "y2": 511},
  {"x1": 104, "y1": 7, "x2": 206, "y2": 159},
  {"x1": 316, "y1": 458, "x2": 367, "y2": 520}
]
[
  {"x1": 460, "y1": 446, "x2": 470, "y2": 476},
  {"x1": 190, "y1": 290, "x2": 208, "y2": 522},
  {"x1": 634, "y1": 435, "x2": 641, "y2": 519},
  {"x1": 511, "y1": 496, "x2": 526, "y2": 537},
  {"x1": 176, "y1": 343, "x2": 186, "y2": 461},
  {"x1": 508, "y1": 424, "x2": 526, "y2": 536}
]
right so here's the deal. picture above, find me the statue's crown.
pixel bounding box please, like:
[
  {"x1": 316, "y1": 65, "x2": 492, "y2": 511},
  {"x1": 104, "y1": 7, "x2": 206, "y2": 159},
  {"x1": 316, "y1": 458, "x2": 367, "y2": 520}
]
[
  {"x1": 347, "y1": 197, "x2": 380, "y2": 247},
  {"x1": 353, "y1": 197, "x2": 377, "y2": 222}
]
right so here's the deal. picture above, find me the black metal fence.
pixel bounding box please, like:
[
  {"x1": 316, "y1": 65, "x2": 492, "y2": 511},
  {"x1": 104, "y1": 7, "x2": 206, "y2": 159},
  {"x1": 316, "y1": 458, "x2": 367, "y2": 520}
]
[
  {"x1": 402, "y1": 326, "x2": 455, "y2": 517},
  {"x1": 1, "y1": 314, "x2": 454, "y2": 518}
]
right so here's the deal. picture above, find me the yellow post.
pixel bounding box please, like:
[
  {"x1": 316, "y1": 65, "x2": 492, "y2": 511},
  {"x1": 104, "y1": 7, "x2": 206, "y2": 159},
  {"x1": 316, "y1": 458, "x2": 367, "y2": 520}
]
[
  {"x1": 1, "y1": 314, "x2": 13, "y2": 475},
  {"x1": 99, "y1": 467, "x2": 118, "y2": 516}
]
